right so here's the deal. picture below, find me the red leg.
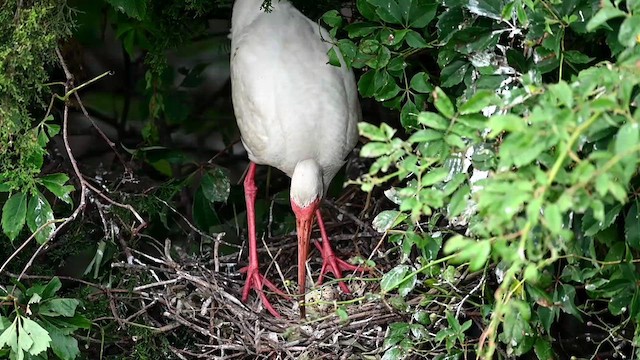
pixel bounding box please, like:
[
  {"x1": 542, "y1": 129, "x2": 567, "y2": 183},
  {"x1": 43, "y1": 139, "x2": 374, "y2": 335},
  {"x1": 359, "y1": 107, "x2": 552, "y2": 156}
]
[
  {"x1": 239, "y1": 162, "x2": 285, "y2": 317},
  {"x1": 314, "y1": 209, "x2": 364, "y2": 294}
]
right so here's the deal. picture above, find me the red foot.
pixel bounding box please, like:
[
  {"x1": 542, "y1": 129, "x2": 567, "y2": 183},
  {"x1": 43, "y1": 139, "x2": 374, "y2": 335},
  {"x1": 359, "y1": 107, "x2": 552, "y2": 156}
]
[
  {"x1": 314, "y1": 241, "x2": 364, "y2": 294},
  {"x1": 314, "y1": 210, "x2": 366, "y2": 294},
  {"x1": 240, "y1": 265, "x2": 286, "y2": 318}
]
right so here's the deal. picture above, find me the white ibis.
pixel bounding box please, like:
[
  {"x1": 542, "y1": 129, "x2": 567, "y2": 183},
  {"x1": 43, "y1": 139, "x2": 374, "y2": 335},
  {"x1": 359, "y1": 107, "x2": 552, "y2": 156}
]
[{"x1": 230, "y1": 0, "x2": 362, "y2": 317}]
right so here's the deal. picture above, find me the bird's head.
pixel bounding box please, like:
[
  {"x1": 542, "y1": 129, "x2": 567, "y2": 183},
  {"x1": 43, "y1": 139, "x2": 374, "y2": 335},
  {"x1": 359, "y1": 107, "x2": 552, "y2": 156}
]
[
  {"x1": 290, "y1": 159, "x2": 324, "y2": 210},
  {"x1": 290, "y1": 159, "x2": 324, "y2": 316}
]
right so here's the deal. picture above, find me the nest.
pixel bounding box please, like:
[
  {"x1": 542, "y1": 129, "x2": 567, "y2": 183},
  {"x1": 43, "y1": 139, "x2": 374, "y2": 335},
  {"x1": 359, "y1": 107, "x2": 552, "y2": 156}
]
[
  {"x1": 96, "y1": 186, "x2": 486, "y2": 359},
  {"x1": 104, "y1": 194, "x2": 409, "y2": 359}
]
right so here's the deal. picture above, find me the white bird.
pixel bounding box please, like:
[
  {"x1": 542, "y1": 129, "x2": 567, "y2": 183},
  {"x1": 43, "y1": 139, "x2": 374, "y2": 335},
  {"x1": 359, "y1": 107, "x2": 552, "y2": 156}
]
[{"x1": 230, "y1": 0, "x2": 362, "y2": 317}]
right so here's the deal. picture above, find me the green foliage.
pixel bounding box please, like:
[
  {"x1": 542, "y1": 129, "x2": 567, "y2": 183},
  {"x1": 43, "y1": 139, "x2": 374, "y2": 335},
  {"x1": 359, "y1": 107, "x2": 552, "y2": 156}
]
[
  {"x1": 0, "y1": 1, "x2": 75, "y2": 246},
  {"x1": 0, "y1": 117, "x2": 73, "y2": 243},
  {"x1": 0, "y1": 1, "x2": 71, "y2": 182},
  {"x1": 0, "y1": 277, "x2": 91, "y2": 359},
  {"x1": 326, "y1": 0, "x2": 640, "y2": 358}
]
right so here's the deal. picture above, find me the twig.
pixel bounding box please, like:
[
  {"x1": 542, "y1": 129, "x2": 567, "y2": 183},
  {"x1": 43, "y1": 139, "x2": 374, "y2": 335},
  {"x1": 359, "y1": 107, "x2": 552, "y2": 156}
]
[
  {"x1": 134, "y1": 279, "x2": 179, "y2": 292},
  {"x1": 16, "y1": 48, "x2": 89, "y2": 281},
  {"x1": 83, "y1": 180, "x2": 147, "y2": 234},
  {"x1": 0, "y1": 219, "x2": 64, "y2": 277}
]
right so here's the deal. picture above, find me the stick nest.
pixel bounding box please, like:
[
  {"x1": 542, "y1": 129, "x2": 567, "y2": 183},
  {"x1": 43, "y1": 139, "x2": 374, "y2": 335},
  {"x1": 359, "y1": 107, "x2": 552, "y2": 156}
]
[{"x1": 99, "y1": 184, "x2": 485, "y2": 359}]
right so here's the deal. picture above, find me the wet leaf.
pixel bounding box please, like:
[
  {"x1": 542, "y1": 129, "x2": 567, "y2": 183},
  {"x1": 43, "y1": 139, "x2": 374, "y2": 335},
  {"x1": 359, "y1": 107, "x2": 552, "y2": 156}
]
[
  {"x1": 625, "y1": 201, "x2": 640, "y2": 249},
  {"x1": 433, "y1": 87, "x2": 455, "y2": 118},
  {"x1": 618, "y1": 15, "x2": 640, "y2": 47},
  {"x1": 26, "y1": 191, "x2": 56, "y2": 244},
  {"x1": 201, "y1": 168, "x2": 230, "y2": 203},
  {"x1": 381, "y1": 265, "x2": 410, "y2": 292},
  {"x1": 459, "y1": 90, "x2": 495, "y2": 114},
  {"x1": 372, "y1": 210, "x2": 405, "y2": 232},
  {"x1": 2, "y1": 192, "x2": 27, "y2": 241},
  {"x1": 417, "y1": 112, "x2": 449, "y2": 130},
  {"x1": 615, "y1": 122, "x2": 639, "y2": 156}
]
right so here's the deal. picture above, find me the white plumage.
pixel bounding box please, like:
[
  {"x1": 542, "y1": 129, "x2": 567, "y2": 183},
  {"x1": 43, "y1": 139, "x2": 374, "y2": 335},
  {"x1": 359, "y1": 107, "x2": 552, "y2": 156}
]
[
  {"x1": 230, "y1": 0, "x2": 362, "y2": 318},
  {"x1": 231, "y1": 0, "x2": 359, "y2": 200}
]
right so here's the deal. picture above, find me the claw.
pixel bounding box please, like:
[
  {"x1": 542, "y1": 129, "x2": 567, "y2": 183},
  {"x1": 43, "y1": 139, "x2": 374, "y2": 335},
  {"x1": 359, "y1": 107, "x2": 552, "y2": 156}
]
[
  {"x1": 314, "y1": 210, "x2": 367, "y2": 294},
  {"x1": 240, "y1": 265, "x2": 286, "y2": 317}
]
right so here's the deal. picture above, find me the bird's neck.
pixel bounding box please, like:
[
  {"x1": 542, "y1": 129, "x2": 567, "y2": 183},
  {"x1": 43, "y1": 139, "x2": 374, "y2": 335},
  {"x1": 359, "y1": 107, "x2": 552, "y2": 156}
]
[{"x1": 231, "y1": 0, "x2": 290, "y2": 34}]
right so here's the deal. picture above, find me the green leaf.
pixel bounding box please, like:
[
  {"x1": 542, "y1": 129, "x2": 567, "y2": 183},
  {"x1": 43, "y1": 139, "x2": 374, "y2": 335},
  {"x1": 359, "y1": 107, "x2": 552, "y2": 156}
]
[
  {"x1": 444, "y1": 236, "x2": 491, "y2": 271},
  {"x1": 382, "y1": 346, "x2": 404, "y2": 360},
  {"x1": 433, "y1": 87, "x2": 455, "y2": 118},
  {"x1": 445, "y1": 134, "x2": 466, "y2": 148},
  {"x1": 410, "y1": 72, "x2": 434, "y2": 93},
  {"x1": 21, "y1": 317, "x2": 51, "y2": 355},
  {"x1": 615, "y1": 122, "x2": 639, "y2": 156},
  {"x1": 2, "y1": 192, "x2": 28, "y2": 241},
  {"x1": 608, "y1": 182, "x2": 628, "y2": 202},
  {"x1": 372, "y1": 210, "x2": 404, "y2": 232},
  {"x1": 408, "y1": 0, "x2": 438, "y2": 28},
  {"x1": 371, "y1": 70, "x2": 399, "y2": 101},
  {"x1": 468, "y1": 240, "x2": 491, "y2": 271},
  {"x1": 366, "y1": 43, "x2": 392, "y2": 69},
  {"x1": 39, "y1": 299, "x2": 80, "y2": 317},
  {"x1": 417, "y1": 112, "x2": 449, "y2": 130},
  {"x1": 548, "y1": 81, "x2": 573, "y2": 108},
  {"x1": 45, "y1": 123, "x2": 61, "y2": 138},
  {"x1": 564, "y1": 50, "x2": 595, "y2": 64},
  {"x1": 405, "y1": 30, "x2": 429, "y2": 48},
  {"x1": 381, "y1": 265, "x2": 410, "y2": 292},
  {"x1": 49, "y1": 330, "x2": 80, "y2": 360},
  {"x1": 322, "y1": 10, "x2": 342, "y2": 28},
  {"x1": 544, "y1": 204, "x2": 562, "y2": 234},
  {"x1": 583, "y1": 204, "x2": 622, "y2": 236},
  {"x1": 0, "y1": 181, "x2": 11, "y2": 192},
  {"x1": 357, "y1": 0, "x2": 379, "y2": 21},
  {"x1": 106, "y1": 0, "x2": 147, "y2": 20},
  {"x1": 398, "y1": 271, "x2": 416, "y2": 297},
  {"x1": 502, "y1": 300, "x2": 531, "y2": 346},
  {"x1": 625, "y1": 201, "x2": 640, "y2": 249},
  {"x1": 359, "y1": 122, "x2": 388, "y2": 141},
  {"x1": 499, "y1": 132, "x2": 549, "y2": 168},
  {"x1": 0, "y1": 318, "x2": 18, "y2": 355},
  {"x1": 409, "y1": 129, "x2": 443, "y2": 143},
  {"x1": 360, "y1": 142, "x2": 392, "y2": 157},
  {"x1": 488, "y1": 114, "x2": 526, "y2": 136},
  {"x1": 26, "y1": 191, "x2": 56, "y2": 244},
  {"x1": 441, "y1": 60, "x2": 469, "y2": 87},
  {"x1": 367, "y1": 0, "x2": 403, "y2": 24},
  {"x1": 345, "y1": 22, "x2": 379, "y2": 38},
  {"x1": 459, "y1": 90, "x2": 495, "y2": 115},
  {"x1": 618, "y1": 15, "x2": 640, "y2": 48},
  {"x1": 586, "y1": 5, "x2": 626, "y2": 31},
  {"x1": 400, "y1": 100, "x2": 419, "y2": 128},
  {"x1": 421, "y1": 167, "x2": 449, "y2": 186},
  {"x1": 448, "y1": 184, "x2": 470, "y2": 218},
  {"x1": 465, "y1": 0, "x2": 502, "y2": 19},
  {"x1": 558, "y1": 285, "x2": 583, "y2": 321},
  {"x1": 328, "y1": 47, "x2": 341, "y2": 67},
  {"x1": 42, "y1": 277, "x2": 62, "y2": 299},
  {"x1": 201, "y1": 168, "x2": 230, "y2": 203},
  {"x1": 40, "y1": 173, "x2": 74, "y2": 205},
  {"x1": 336, "y1": 307, "x2": 349, "y2": 322}
]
